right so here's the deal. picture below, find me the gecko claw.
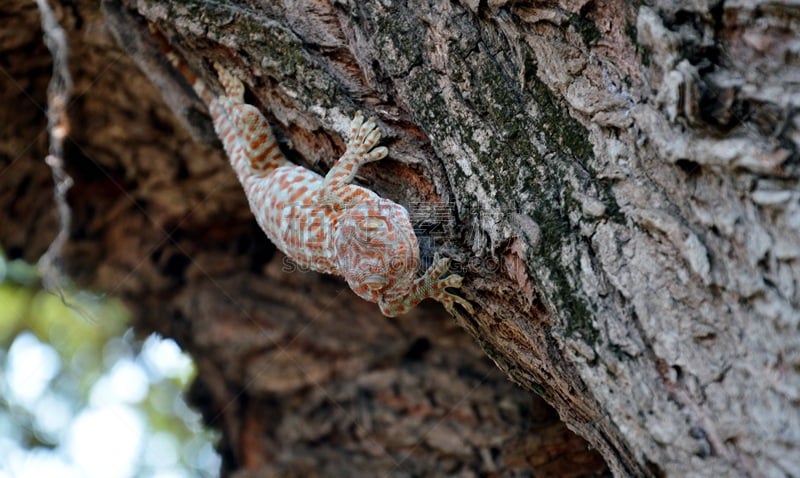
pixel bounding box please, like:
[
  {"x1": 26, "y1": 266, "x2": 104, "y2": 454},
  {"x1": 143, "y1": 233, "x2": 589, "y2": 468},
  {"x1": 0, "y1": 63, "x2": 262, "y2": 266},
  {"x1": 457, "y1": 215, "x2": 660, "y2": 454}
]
[{"x1": 426, "y1": 254, "x2": 474, "y2": 315}]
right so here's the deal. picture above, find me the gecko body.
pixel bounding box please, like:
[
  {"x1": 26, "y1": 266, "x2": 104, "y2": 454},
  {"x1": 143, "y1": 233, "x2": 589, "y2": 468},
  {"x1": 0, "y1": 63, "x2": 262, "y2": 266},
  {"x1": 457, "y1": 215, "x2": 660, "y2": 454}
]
[{"x1": 167, "y1": 53, "x2": 471, "y2": 317}]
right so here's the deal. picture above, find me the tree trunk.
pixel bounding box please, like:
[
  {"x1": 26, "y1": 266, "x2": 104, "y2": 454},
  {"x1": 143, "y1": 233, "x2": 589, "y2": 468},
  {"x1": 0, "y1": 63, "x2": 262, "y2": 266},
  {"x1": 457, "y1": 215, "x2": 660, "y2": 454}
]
[{"x1": 2, "y1": 0, "x2": 798, "y2": 476}]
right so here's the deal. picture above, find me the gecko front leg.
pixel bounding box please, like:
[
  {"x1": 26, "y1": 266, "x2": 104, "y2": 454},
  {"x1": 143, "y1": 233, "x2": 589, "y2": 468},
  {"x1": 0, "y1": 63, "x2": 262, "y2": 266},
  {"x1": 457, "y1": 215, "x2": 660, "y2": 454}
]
[{"x1": 378, "y1": 253, "x2": 474, "y2": 317}]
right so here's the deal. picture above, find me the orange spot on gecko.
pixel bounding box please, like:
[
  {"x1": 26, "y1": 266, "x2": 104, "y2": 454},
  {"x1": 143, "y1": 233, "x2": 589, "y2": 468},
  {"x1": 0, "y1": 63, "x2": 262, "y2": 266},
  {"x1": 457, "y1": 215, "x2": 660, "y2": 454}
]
[
  {"x1": 288, "y1": 185, "x2": 308, "y2": 203},
  {"x1": 261, "y1": 141, "x2": 277, "y2": 156},
  {"x1": 250, "y1": 136, "x2": 267, "y2": 151}
]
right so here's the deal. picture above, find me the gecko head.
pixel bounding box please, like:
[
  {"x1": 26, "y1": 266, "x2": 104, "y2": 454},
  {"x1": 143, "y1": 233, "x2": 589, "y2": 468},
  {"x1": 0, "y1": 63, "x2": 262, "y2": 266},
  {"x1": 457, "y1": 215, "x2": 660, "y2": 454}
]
[{"x1": 335, "y1": 199, "x2": 419, "y2": 302}]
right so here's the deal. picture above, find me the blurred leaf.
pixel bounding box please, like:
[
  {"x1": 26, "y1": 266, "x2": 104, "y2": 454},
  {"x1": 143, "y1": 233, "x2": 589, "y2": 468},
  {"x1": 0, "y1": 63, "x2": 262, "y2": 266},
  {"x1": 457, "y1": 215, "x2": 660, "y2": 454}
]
[
  {"x1": 7, "y1": 258, "x2": 38, "y2": 285},
  {"x1": 0, "y1": 250, "x2": 220, "y2": 477},
  {"x1": 0, "y1": 284, "x2": 31, "y2": 344}
]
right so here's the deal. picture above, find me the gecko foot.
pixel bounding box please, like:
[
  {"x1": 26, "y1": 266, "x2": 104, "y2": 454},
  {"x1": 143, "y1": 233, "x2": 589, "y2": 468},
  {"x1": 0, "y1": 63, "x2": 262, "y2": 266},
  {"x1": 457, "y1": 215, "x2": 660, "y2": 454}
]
[
  {"x1": 424, "y1": 253, "x2": 474, "y2": 315},
  {"x1": 346, "y1": 111, "x2": 388, "y2": 165}
]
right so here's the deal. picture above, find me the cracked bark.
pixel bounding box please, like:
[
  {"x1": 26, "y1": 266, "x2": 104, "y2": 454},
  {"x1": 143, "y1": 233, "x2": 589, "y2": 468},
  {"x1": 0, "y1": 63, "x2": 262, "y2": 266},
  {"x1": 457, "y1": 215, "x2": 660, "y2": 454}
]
[{"x1": 2, "y1": 0, "x2": 798, "y2": 476}]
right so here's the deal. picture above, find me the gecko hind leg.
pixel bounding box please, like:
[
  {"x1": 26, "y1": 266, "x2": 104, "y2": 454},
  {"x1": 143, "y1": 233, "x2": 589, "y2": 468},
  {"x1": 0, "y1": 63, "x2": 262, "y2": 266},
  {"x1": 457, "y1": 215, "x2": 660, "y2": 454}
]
[{"x1": 324, "y1": 112, "x2": 389, "y2": 190}]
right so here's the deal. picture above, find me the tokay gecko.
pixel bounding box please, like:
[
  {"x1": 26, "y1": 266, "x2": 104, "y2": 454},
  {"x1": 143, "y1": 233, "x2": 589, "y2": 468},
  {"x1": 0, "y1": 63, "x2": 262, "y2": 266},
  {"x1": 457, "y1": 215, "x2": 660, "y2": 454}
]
[{"x1": 165, "y1": 51, "x2": 472, "y2": 317}]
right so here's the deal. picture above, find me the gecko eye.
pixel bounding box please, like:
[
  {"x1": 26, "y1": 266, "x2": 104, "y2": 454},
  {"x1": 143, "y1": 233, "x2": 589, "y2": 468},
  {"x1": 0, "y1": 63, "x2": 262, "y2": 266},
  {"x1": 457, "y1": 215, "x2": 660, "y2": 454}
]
[
  {"x1": 362, "y1": 218, "x2": 386, "y2": 231},
  {"x1": 363, "y1": 275, "x2": 388, "y2": 291}
]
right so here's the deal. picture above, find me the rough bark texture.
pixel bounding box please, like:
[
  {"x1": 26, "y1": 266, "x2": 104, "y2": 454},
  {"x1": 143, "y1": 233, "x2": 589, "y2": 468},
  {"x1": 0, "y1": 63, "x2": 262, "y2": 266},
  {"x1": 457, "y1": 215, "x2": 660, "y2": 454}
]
[
  {"x1": 1, "y1": 1, "x2": 607, "y2": 476},
  {"x1": 2, "y1": 0, "x2": 799, "y2": 476}
]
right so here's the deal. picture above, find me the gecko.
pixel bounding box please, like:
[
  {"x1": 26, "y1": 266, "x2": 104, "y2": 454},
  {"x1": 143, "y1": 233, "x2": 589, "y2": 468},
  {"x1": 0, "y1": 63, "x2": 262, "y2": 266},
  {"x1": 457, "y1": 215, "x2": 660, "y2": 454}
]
[{"x1": 163, "y1": 50, "x2": 473, "y2": 317}]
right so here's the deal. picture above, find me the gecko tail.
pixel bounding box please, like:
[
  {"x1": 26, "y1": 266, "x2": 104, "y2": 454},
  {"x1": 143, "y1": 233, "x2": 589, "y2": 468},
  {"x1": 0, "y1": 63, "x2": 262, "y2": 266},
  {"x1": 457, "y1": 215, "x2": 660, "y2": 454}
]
[
  {"x1": 149, "y1": 24, "x2": 287, "y2": 176},
  {"x1": 148, "y1": 24, "x2": 215, "y2": 106},
  {"x1": 209, "y1": 63, "x2": 287, "y2": 174}
]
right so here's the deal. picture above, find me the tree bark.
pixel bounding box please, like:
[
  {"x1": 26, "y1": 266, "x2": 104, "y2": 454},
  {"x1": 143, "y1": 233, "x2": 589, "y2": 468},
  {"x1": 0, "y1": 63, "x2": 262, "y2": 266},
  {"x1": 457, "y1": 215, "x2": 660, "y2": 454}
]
[{"x1": 2, "y1": 0, "x2": 798, "y2": 476}]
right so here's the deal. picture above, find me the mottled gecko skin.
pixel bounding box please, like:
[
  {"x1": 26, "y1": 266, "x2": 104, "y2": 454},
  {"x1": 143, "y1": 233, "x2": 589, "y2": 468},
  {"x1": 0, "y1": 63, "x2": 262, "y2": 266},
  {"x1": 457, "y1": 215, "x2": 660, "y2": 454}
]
[{"x1": 168, "y1": 55, "x2": 472, "y2": 316}]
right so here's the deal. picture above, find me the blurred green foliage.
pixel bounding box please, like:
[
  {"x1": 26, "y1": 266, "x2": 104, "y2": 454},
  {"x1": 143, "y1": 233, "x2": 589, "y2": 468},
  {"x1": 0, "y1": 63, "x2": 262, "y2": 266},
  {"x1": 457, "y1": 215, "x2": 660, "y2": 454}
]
[{"x1": 0, "y1": 248, "x2": 220, "y2": 477}]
